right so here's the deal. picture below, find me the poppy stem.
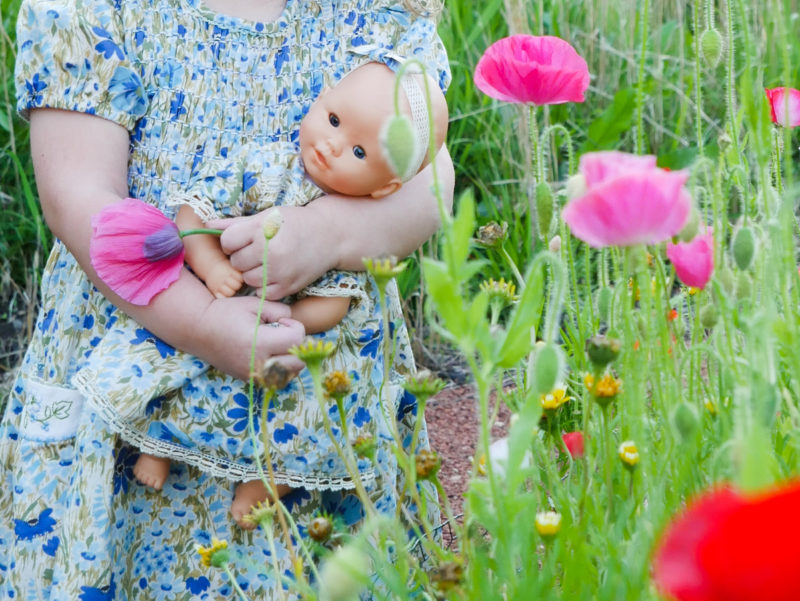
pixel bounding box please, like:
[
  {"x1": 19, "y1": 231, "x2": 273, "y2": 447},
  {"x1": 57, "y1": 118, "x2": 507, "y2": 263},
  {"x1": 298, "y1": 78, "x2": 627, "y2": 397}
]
[{"x1": 178, "y1": 228, "x2": 223, "y2": 238}]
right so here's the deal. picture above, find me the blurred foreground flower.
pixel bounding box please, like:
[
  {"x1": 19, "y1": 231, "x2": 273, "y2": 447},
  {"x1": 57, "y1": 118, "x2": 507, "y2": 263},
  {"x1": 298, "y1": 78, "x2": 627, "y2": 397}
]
[
  {"x1": 290, "y1": 339, "x2": 335, "y2": 369},
  {"x1": 652, "y1": 482, "x2": 800, "y2": 601},
  {"x1": 535, "y1": 511, "x2": 562, "y2": 539},
  {"x1": 562, "y1": 152, "x2": 691, "y2": 247},
  {"x1": 196, "y1": 537, "x2": 229, "y2": 568},
  {"x1": 90, "y1": 198, "x2": 186, "y2": 305},
  {"x1": 765, "y1": 87, "x2": 800, "y2": 128},
  {"x1": 318, "y1": 544, "x2": 369, "y2": 601},
  {"x1": 562, "y1": 431, "x2": 585, "y2": 459},
  {"x1": 474, "y1": 34, "x2": 589, "y2": 105},
  {"x1": 666, "y1": 229, "x2": 714, "y2": 290},
  {"x1": 618, "y1": 441, "x2": 639, "y2": 470}
]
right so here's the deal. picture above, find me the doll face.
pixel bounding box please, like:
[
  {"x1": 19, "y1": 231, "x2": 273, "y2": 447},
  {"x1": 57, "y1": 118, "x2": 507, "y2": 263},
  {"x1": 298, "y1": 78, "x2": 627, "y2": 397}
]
[{"x1": 299, "y1": 67, "x2": 402, "y2": 198}]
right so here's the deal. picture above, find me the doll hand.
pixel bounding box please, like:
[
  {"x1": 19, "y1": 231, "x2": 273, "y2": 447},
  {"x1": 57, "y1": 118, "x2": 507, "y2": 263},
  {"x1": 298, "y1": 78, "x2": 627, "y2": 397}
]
[
  {"x1": 207, "y1": 205, "x2": 336, "y2": 299},
  {"x1": 194, "y1": 296, "x2": 305, "y2": 380}
]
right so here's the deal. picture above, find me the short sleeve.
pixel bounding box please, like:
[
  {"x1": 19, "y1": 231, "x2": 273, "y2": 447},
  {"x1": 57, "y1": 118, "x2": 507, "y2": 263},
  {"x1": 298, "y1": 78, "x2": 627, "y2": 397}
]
[
  {"x1": 14, "y1": 0, "x2": 146, "y2": 129},
  {"x1": 341, "y1": 1, "x2": 451, "y2": 93}
]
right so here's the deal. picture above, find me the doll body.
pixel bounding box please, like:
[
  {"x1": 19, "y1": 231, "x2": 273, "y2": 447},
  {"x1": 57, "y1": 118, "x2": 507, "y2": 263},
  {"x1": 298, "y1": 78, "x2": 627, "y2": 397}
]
[{"x1": 133, "y1": 62, "x2": 448, "y2": 527}]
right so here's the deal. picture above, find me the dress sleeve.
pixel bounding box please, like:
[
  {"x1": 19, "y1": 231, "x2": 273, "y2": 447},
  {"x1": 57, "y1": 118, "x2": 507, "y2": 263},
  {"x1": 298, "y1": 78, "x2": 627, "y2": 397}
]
[
  {"x1": 341, "y1": 1, "x2": 451, "y2": 93},
  {"x1": 15, "y1": 0, "x2": 146, "y2": 129}
]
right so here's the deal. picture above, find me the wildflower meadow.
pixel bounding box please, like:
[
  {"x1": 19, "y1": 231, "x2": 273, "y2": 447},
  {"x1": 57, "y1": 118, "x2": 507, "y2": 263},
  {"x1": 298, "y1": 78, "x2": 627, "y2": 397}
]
[{"x1": 4, "y1": 1, "x2": 800, "y2": 600}]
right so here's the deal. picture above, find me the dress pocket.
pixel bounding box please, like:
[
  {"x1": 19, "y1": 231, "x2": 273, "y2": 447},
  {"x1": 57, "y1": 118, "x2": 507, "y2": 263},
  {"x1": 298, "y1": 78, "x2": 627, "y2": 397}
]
[{"x1": 18, "y1": 378, "x2": 86, "y2": 443}]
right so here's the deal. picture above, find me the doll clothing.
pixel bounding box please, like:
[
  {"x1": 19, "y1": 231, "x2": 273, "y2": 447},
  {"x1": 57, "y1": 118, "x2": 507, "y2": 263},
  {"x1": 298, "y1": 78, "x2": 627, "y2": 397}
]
[{"x1": 2, "y1": 1, "x2": 450, "y2": 599}]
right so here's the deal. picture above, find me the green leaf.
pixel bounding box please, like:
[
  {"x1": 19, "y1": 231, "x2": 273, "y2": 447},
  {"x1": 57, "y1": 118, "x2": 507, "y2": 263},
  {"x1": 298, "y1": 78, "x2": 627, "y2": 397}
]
[
  {"x1": 443, "y1": 188, "x2": 476, "y2": 277},
  {"x1": 422, "y1": 258, "x2": 466, "y2": 338},
  {"x1": 496, "y1": 261, "x2": 545, "y2": 368},
  {"x1": 579, "y1": 87, "x2": 636, "y2": 153}
]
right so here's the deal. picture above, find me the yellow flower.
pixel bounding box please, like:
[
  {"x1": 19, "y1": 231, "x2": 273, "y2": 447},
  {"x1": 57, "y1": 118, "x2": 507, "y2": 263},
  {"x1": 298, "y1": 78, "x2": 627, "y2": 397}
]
[
  {"x1": 479, "y1": 277, "x2": 519, "y2": 306},
  {"x1": 535, "y1": 511, "x2": 562, "y2": 538},
  {"x1": 289, "y1": 338, "x2": 335, "y2": 368},
  {"x1": 415, "y1": 449, "x2": 441, "y2": 480},
  {"x1": 704, "y1": 398, "x2": 718, "y2": 417},
  {"x1": 595, "y1": 374, "x2": 622, "y2": 398},
  {"x1": 687, "y1": 286, "x2": 700, "y2": 296},
  {"x1": 619, "y1": 441, "x2": 640, "y2": 470},
  {"x1": 323, "y1": 370, "x2": 351, "y2": 401},
  {"x1": 196, "y1": 537, "x2": 229, "y2": 568},
  {"x1": 363, "y1": 255, "x2": 407, "y2": 289},
  {"x1": 540, "y1": 388, "x2": 571, "y2": 411}
]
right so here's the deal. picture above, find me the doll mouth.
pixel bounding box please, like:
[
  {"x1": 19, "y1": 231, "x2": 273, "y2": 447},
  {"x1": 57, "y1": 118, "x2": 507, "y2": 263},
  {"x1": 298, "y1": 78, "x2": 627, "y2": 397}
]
[{"x1": 312, "y1": 147, "x2": 329, "y2": 169}]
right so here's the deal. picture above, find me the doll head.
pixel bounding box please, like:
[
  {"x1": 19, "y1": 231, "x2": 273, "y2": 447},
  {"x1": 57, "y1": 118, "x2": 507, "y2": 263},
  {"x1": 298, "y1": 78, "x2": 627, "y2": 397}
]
[{"x1": 299, "y1": 62, "x2": 447, "y2": 199}]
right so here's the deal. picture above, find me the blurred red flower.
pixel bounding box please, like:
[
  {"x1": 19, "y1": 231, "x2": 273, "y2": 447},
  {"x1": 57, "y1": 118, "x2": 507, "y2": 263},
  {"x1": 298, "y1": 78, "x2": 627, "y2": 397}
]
[
  {"x1": 562, "y1": 151, "x2": 691, "y2": 247},
  {"x1": 652, "y1": 481, "x2": 800, "y2": 601},
  {"x1": 90, "y1": 198, "x2": 185, "y2": 305},
  {"x1": 474, "y1": 34, "x2": 589, "y2": 106},
  {"x1": 765, "y1": 87, "x2": 800, "y2": 127},
  {"x1": 561, "y1": 431, "x2": 585, "y2": 458},
  {"x1": 666, "y1": 230, "x2": 714, "y2": 290}
]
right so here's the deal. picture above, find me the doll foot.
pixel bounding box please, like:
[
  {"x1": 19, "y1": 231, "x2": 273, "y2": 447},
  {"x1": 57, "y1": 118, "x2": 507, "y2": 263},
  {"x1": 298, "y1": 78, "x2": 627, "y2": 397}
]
[
  {"x1": 232, "y1": 480, "x2": 293, "y2": 529},
  {"x1": 134, "y1": 454, "x2": 171, "y2": 490},
  {"x1": 205, "y1": 263, "x2": 244, "y2": 298}
]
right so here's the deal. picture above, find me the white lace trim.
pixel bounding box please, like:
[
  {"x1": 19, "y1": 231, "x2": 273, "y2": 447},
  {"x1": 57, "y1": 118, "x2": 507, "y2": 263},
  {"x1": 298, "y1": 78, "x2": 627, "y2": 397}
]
[
  {"x1": 73, "y1": 371, "x2": 376, "y2": 490},
  {"x1": 300, "y1": 274, "x2": 369, "y2": 308},
  {"x1": 164, "y1": 193, "x2": 219, "y2": 222}
]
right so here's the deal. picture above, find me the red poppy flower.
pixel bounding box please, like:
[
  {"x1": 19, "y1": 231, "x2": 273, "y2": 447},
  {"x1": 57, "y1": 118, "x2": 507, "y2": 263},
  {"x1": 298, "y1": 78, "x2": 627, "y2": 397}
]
[
  {"x1": 561, "y1": 431, "x2": 585, "y2": 459},
  {"x1": 652, "y1": 481, "x2": 800, "y2": 601},
  {"x1": 765, "y1": 87, "x2": 800, "y2": 128},
  {"x1": 666, "y1": 230, "x2": 714, "y2": 290},
  {"x1": 90, "y1": 198, "x2": 185, "y2": 305},
  {"x1": 474, "y1": 34, "x2": 589, "y2": 106}
]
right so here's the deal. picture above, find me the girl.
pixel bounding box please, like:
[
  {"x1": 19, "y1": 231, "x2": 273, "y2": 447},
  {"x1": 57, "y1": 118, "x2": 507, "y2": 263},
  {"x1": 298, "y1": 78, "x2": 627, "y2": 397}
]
[{"x1": 3, "y1": 0, "x2": 452, "y2": 599}]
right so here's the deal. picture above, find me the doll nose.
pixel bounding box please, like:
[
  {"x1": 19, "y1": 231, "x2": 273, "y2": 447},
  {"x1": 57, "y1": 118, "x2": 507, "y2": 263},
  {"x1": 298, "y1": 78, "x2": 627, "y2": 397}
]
[{"x1": 325, "y1": 136, "x2": 343, "y2": 156}]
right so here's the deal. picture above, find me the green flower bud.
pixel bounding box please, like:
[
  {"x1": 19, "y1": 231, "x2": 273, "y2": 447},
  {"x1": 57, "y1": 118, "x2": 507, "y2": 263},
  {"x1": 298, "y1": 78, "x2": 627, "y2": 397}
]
[
  {"x1": 717, "y1": 266, "x2": 735, "y2": 295},
  {"x1": 700, "y1": 28, "x2": 724, "y2": 68},
  {"x1": 262, "y1": 210, "x2": 283, "y2": 240},
  {"x1": 308, "y1": 515, "x2": 334, "y2": 543},
  {"x1": 533, "y1": 343, "x2": 564, "y2": 396},
  {"x1": 596, "y1": 287, "x2": 613, "y2": 323},
  {"x1": 736, "y1": 271, "x2": 752, "y2": 301},
  {"x1": 380, "y1": 114, "x2": 418, "y2": 180},
  {"x1": 727, "y1": 184, "x2": 743, "y2": 219},
  {"x1": 535, "y1": 182, "x2": 554, "y2": 238},
  {"x1": 700, "y1": 303, "x2": 718, "y2": 329},
  {"x1": 671, "y1": 401, "x2": 699, "y2": 442},
  {"x1": 318, "y1": 544, "x2": 369, "y2": 601},
  {"x1": 585, "y1": 335, "x2": 621, "y2": 368},
  {"x1": 731, "y1": 226, "x2": 757, "y2": 271}
]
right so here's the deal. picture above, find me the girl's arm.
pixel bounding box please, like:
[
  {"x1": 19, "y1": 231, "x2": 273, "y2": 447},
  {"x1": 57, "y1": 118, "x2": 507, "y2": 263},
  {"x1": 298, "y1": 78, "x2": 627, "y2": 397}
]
[
  {"x1": 30, "y1": 108, "x2": 304, "y2": 380},
  {"x1": 208, "y1": 145, "x2": 455, "y2": 299}
]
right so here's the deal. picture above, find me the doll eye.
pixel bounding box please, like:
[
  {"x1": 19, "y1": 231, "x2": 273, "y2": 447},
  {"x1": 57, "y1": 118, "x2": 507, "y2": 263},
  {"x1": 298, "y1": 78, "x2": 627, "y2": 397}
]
[
  {"x1": 328, "y1": 113, "x2": 340, "y2": 127},
  {"x1": 352, "y1": 145, "x2": 366, "y2": 160}
]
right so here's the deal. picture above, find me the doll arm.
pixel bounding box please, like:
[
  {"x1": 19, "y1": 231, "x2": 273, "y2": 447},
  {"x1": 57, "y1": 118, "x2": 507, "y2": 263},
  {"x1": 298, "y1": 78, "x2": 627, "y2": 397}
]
[
  {"x1": 175, "y1": 205, "x2": 244, "y2": 298},
  {"x1": 209, "y1": 144, "x2": 455, "y2": 298},
  {"x1": 30, "y1": 109, "x2": 304, "y2": 380},
  {"x1": 289, "y1": 296, "x2": 351, "y2": 334}
]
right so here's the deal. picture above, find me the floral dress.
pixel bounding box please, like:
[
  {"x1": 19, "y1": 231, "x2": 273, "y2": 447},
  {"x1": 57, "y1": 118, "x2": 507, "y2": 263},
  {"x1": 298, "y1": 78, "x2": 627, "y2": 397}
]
[{"x1": 2, "y1": 1, "x2": 450, "y2": 599}]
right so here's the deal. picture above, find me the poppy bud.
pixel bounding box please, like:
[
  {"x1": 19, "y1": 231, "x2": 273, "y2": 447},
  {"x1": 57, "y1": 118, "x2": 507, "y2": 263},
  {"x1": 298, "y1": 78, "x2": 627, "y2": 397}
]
[
  {"x1": 700, "y1": 28, "x2": 724, "y2": 68},
  {"x1": 717, "y1": 266, "x2": 735, "y2": 295},
  {"x1": 731, "y1": 226, "x2": 757, "y2": 271},
  {"x1": 700, "y1": 303, "x2": 718, "y2": 329},
  {"x1": 380, "y1": 114, "x2": 418, "y2": 180},
  {"x1": 596, "y1": 287, "x2": 613, "y2": 323},
  {"x1": 671, "y1": 401, "x2": 699, "y2": 442},
  {"x1": 677, "y1": 206, "x2": 700, "y2": 242},
  {"x1": 735, "y1": 272, "x2": 752, "y2": 301},
  {"x1": 533, "y1": 343, "x2": 565, "y2": 395},
  {"x1": 262, "y1": 210, "x2": 283, "y2": 240},
  {"x1": 535, "y1": 182, "x2": 554, "y2": 238}
]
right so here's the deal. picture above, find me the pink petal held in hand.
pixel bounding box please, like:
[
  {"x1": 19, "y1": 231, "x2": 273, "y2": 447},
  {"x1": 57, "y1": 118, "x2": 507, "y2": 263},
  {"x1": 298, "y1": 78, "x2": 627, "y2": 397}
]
[
  {"x1": 666, "y1": 230, "x2": 714, "y2": 289},
  {"x1": 90, "y1": 198, "x2": 185, "y2": 305},
  {"x1": 765, "y1": 87, "x2": 800, "y2": 127},
  {"x1": 474, "y1": 34, "x2": 589, "y2": 106},
  {"x1": 562, "y1": 151, "x2": 691, "y2": 247}
]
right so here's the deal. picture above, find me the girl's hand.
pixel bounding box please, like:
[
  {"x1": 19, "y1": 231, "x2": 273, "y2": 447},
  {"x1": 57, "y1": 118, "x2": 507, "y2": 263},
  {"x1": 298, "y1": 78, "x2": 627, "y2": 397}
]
[
  {"x1": 208, "y1": 205, "x2": 335, "y2": 299},
  {"x1": 193, "y1": 296, "x2": 306, "y2": 381}
]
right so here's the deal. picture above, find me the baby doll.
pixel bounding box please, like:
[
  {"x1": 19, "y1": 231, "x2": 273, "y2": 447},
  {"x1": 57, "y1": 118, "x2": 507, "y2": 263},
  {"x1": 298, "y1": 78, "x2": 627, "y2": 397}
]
[{"x1": 132, "y1": 62, "x2": 448, "y2": 525}]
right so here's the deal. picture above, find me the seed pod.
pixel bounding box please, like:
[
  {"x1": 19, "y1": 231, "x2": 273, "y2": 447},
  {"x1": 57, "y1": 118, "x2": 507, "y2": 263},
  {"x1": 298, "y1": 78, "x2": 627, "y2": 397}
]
[
  {"x1": 731, "y1": 226, "x2": 757, "y2": 271},
  {"x1": 736, "y1": 271, "x2": 752, "y2": 301},
  {"x1": 585, "y1": 335, "x2": 621, "y2": 368},
  {"x1": 678, "y1": 207, "x2": 700, "y2": 243},
  {"x1": 717, "y1": 266, "x2": 735, "y2": 295},
  {"x1": 535, "y1": 182, "x2": 554, "y2": 238},
  {"x1": 700, "y1": 28, "x2": 724, "y2": 68}
]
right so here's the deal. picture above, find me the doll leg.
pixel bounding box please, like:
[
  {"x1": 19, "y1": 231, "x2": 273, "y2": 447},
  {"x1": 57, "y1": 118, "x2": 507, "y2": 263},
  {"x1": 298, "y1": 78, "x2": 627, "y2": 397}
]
[
  {"x1": 133, "y1": 453, "x2": 172, "y2": 490},
  {"x1": 231, "y1": 480, "x2": 293, "y2": 529},
  {"x1": 175, "y1": 205, "x2": 244, "y2": 298}
]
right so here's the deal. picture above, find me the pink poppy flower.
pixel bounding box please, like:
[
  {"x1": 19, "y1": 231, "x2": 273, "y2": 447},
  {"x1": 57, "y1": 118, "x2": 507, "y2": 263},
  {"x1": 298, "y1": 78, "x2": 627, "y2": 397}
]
[
  {"x1": 90, "y1": 198, "x2": 185, "y2": 305},
  {"x1": 562, "y1": 151, "x2": 691, "y2": 247},
  {"x1": 652, "y1": 482, "x2": 800, "y2": 601},
  {"x1": 561, "y1": 431, "x2": 585, "y2": 459},
  {"x1": 765, "y1": 87, "x2": 800, "y2": 127},
  {"x1": 474, "y1": 34, "x2": 590, "y2": 106},
  {"x1": 666, "y1": 230, "x2": 714, "y2": 290}
]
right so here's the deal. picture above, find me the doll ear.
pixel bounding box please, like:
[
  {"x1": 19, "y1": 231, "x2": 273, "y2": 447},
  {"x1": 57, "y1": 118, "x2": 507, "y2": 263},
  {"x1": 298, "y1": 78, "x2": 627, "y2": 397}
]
[{"x1": 370, "y1": 178, "x2": 403, "y2": 199}]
